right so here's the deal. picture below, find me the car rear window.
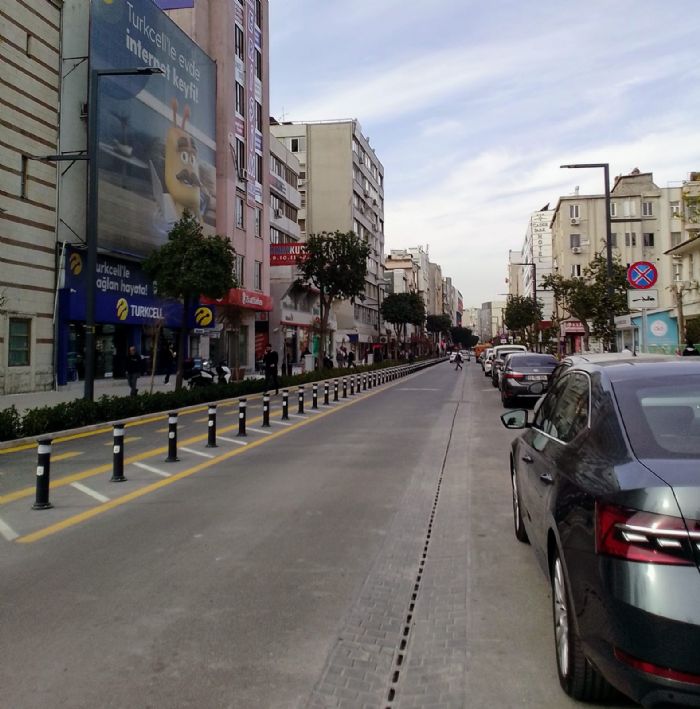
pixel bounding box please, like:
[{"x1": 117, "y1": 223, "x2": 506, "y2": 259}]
[
  {"x1": 613, "y1": 375, "x2": 700, "y2": 458},
  {"x1": 507, "y1": 355, "x2": 558, "y2": 368}
]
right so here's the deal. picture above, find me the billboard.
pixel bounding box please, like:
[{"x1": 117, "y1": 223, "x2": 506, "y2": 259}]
[{"x1": 90, "y1": 0, "x2": 216, "y2": 258}]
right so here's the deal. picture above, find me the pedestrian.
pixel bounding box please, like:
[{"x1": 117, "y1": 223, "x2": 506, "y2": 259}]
[
  {"x1": 621, "y1": 345, "x2": 633, "y2": 355},
  {"x1": 347, "y1": 350, "x2": 355, "y2": 368},
  {"x1": 323, "y1": 351, "x2": 333, "y2": 369},
  {"x1": 682, "y1": 339, "x2": 699, "y2": 356},
  {"x1": 454, "y1": 351, "x2": 463, "y2": 370},
  {"x1": 125, "y1": 345, "x2": 142, "y2": 396},
  {"x1": 262, "y1": 343, "x2": 280, "y2": 394},
  {"x1": 163, "y1": 343, "x2": 176, "y2": 383}
]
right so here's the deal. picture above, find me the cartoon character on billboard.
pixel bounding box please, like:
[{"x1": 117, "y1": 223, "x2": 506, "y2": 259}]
[{"x1": 150, "y1": 98, "x2": 211, "y2": 234}]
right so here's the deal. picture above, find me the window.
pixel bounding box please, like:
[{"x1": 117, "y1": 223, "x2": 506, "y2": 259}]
[
  {"x1": 610, "y1": 202, "x2": 617, "y2": 217},
  {"x1": 235, "y1": 196, "x2": 244, "y2": 229},
  {"x1": 534, "y1": 373, "x2": 590, "y2": 443},
  {"x1": 623, "y1": 200, "x2": 636, "y2": 217},
  {"x1": 254, "y1": 260, "x2": 262, "y2": 290},
  {"x1": 643, "y1": 233, "x2": 655, "y2": 248},
  {"x1": 569, "y1": 233, "x2": 581, "y2": 248},
  {"x1": 671, "y1": 231, "x2": 682, "y2": 247},
  {"x1": 298, "y1": 218, "x2": 305, "y2": 232},
  {"x1": 610, "y1": 232, "x2": 617, "y2": 248},
  {"x1": 570, "y1": 264, "x2": 582, "y2": 277},
  {"x1": 235, "y1": 82, "x2": 245, "y2": 115},
  {"x1": 290, "y1": 137, "x2": 305, "y2": 153},
  {"x1": 671, "y1": 201, "x2": 681, "y2": 217},
  {"x1": 270, "y1": 227, "x2": 284, "y2": 244},
  {"x1": 8, "y1": 318, "x2": 30, "y2": 366},
  {"x1": 255, "y1": 101, "x2": 262, "y2": 132},
  {"x1": 625, "y1": 232, "x2": 637, "y2": 247},
  {"x1": 255, "y1": 49, "x2": 262, "y2": 80},
  {"x1": 236, "y1": 138, "x2": 246, "y2": 176},
  {"x1": 642, "y1": 201, "x2": 653, "y2": 217},
  {"x1": 234, "y1": 254, "x2": 245, "y2": 287},
  {"x1": 254, "y1": 208, "x2": 261, "y2": 237},
  {"x1": 255, "y1": 0, "x2": 262, "y2": 27},
  {"x1": 256, "y1": 154, "x2": 263, "y2": 183},
  {"x1": 569, "y1": 204, "x2": 580, "y2": 219},
  {"x1": 235, "y1": 25, "x2": 244, "y2": 59}
]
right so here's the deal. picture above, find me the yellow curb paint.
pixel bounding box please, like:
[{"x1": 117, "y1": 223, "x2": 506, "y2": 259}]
[
  {"x1": 103, "y1": 436, "x2": 141, "y2": 446},
  {"x1": 51, "y1": 451, "x2": 83, "y2": 462}
]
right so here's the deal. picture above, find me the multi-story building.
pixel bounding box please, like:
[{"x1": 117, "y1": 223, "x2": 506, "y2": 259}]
[
  {"x1": 427, "y1": 262, "x2": 443, "y2": 316},
  {"x1": 479, "y1": 301, "x2": 507, "y2": 343},
  {"x1": 0, "y1": 0, "x2": 62, "y2": 394},
  {"x1": 270, "y1": 119, "x2": 385, "y2": 361},
  {"x1": 524, "y1": 208, "x2": 554, "y2": 319}
]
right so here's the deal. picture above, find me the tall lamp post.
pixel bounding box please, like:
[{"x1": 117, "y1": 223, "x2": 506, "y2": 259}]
[
  {"x1": 560, "y1": 162, "x2": 616, "y2": 351},
  {"x1": 84, "y1": 67, "x2": 163, "y2": 400}
]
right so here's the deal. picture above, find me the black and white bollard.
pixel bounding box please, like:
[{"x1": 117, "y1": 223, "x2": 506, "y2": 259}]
[
  {"x1": 32, "y1": 438, "x2": 53, "y2": 510},
  {"x1": 350, "y1": 376, "x2": 355, "y2": 396},
  {"x1": 368, "y1": 372, "x2": 373, "y2": 390},
  {"x1": 165, "y1": 412, "x2": 179, "y2": 462},
  {"x1": 342, "y1": 378, "x2": 348, "y2": 398},
  {"x1": 262, "y1": 393, "x2": 270, "y2": 427},
  {"x1": 324, "y1": 382, "x2": 330, "y2": 405},
  {"x1": 334, "y1": 380, "x2": 339, "y2": 402},
  {"x1": 356, "y1": 374, "x2": 361, "y2": 393},
  {"x1": 110, "y1": 423, "x2": 127, "y2": 481},
  {"x1": 312, "y1": 383, "x2": 318, "y2": 409},
  {"x1": 362, "y1": 373, "x2": 367, "y2": 391},
  {"x1": 298, "y1": 386, "x2": 305, "y2": 414},
  {"x1": 238, "y1": 398, "x2": 247, "y2": 436},
  {"x1": 206, "y1": 405, "x2": 217, "y2": 448},
  {"x1": 282, "y1": 390, "x2": 289, "y2": 420}
]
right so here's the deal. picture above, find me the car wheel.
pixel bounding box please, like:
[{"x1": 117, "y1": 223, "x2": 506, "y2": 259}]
[
  {"x1": 502, "y1": 392, "x2": 516, "y2": 408},
  {"x1": 511, "y1": 468, "x2": 529, "y2": 543},
  {"x1": 491, "y1": 375, "x2": 498, "y2": 387},
  {"x1": 551, "y1": 552, "x2": 612, "y2": 702}
]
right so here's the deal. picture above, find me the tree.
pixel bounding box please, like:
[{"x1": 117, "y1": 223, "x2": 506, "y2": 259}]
[
  {"x1": 542, "y1": 253, "x2": 628, "y2": 350},
  {"x1": 380, "y1": 292, "x2": 426, "y2": 345},
  {"x1": 450, "y1": 326, "x2": 477, "y2": 348},
  {"x1": 504, "y1": 295, "x2": 543, "y2": 349},
  {"x1": 143, "y1": 211, "x2": 236, "y2": 389},
  {"x1": 426, "y1": 314, "x2": 452, "y2": 339},
  {"x1": 296, "y1": 231, "x2": 371, "y2": 355}
]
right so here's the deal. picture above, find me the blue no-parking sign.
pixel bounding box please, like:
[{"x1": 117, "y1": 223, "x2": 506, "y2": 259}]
[{"x1": 627, "y1": 261, "x2": 658, "y2": 289}]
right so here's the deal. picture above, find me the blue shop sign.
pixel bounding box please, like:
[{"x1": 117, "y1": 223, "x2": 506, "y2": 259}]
[{"x1": 62, "y1": 246, "x2": 214, "y2": 328}]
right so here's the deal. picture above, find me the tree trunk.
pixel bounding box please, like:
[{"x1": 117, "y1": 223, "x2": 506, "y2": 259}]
[{"x1": 176, "y1": 296, "x2": 189, "y2": 390}]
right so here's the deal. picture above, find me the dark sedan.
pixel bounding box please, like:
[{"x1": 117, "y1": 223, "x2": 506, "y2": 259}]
[
  {"x1": 500, "y1": 352, "x2": 559, "y2": 407},
  {"x1": 501, "y1": 356, "x2": 700, "y2": 708}
]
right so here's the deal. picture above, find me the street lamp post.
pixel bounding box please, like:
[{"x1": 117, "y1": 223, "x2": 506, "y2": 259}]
[
  {"x1": 83, "y1": 67, "x2": 163, "y2": 400},
  {"x1": 560, "y1": 162, "x2": 616, "y2": 351}
]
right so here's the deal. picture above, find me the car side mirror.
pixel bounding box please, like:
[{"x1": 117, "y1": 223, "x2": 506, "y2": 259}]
[{"x1": 500, "y1": 410, "x2": 530, "y2": 429}]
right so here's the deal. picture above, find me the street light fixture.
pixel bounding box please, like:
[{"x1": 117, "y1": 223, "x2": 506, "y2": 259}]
[
  {"x1": 83, "y1": 66, "x2": 164, "y2": 400},
  {"x1": 560, "y1": 162, "x2": 617, "y2": 351}
]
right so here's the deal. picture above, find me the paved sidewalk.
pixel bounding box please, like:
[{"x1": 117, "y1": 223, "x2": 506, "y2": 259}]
[{"x1": 0, "y1": 376, "x2": 178, "y2": 415}]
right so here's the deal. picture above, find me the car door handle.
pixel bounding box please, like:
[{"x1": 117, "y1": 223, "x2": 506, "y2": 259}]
[
  {"x1": 539, "y1": 473, "x2": 554, "y2": 485},
  {"x1": 521, "y1": 455, "x2": 534, "y2": 464}
]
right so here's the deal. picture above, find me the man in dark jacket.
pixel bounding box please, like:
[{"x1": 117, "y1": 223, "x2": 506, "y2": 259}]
[
  {"x1": 125, "y1": 345, "x2": 143, "y2": 396},
  {"x1": 263, "y1": 344, "x2": 279, "y2": 394},
  {"x1": 682, "y1": 339, "x2": 700, "y2": 356}
]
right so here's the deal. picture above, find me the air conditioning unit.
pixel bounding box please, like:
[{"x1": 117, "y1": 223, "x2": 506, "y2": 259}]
[
  {"x1": 570, "y1": 217, "x2": 580, "y2": 225},
  {"x1": 572, "y1": 246, "x2": 582, "y2": 254},
  {"x1": 273, "y1": 208, "x2": 282, "y2": 218},
  {"x1": 238, "y1": 169, "x2": 248, "y2": 182}
]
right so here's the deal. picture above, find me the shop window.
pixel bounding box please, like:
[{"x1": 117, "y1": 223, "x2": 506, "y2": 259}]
[{"x1": 9, "y1": 318, "x2": 31, "y2": 366}]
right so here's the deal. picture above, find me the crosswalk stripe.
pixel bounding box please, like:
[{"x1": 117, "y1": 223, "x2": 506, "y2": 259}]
[
  {"x1": 245, "y1": 427, "x2": 271, "y2": 435},
  {"x1": 0, "y1": 515, "x2": 19, "y2": 541},
  {"x1": 217, "y1": 436, "x2": 248, "y2": 446}
]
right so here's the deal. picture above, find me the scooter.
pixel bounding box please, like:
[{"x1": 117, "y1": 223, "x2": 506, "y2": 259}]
[{"x1": 183, "y1": 358, "x2": 216, "y2": 388}]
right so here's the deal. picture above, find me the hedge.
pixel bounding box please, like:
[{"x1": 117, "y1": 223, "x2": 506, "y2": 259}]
[{"x1": 0, "y1": 358, "x2": 439, "y2": 442}]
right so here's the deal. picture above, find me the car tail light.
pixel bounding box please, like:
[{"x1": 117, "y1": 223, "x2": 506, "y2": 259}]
[
  {"x1": 504, "y1": 371, "x2": 525, "y2": 380},
  {"x1": 595, "y1": 502, "x2": 698, "y2": 565},
  {"x1": 614, "y1": 648, "x2": 700, "y2": 685}
]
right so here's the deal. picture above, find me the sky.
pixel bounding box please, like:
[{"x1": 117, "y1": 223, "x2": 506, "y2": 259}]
[{"x1": 268, "y1": 0, "x2": 700, "y2": 308}]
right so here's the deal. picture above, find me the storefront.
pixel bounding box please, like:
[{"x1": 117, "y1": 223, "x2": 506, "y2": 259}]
[
  {"x1": 559, "y1": 319, "x2": 586, "y2": 355},
  {"x1": 615, "y1": 309, "x2": 679, "y2": 354}
]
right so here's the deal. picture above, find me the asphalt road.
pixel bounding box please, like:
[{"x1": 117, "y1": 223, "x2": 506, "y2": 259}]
[{"x1": 0, "y1": 362, "x2": 632, "y2": 708}]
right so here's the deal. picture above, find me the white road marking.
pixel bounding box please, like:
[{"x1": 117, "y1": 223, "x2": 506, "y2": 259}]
[
  {"x1": 133, "y1": 461, "x2": 171, "y2": 477},
  {"x1": 288, "y1": 413, "x2": 308, "y2": 419},
  {"x1": 270, "y1": 420, "x2": 292, "y2": 426},
  {"x1": 398, "y1": 388, "x2": 439, "y2": 391},
  {"x1": 218, "y1": 436, "x2": 248, "y2": 446},
  {"x1": 180, "y1": 446, "x2": 214, "y2": 459},
  {"x1": 245, "y1": 427, "x2": 271, "y2": 435},
  {"x1": 0, "y1": 516, "x2": 19, "y2": 541},
  {"x1": 70, "y1": 482, "x2": 110, "y2": 503}
]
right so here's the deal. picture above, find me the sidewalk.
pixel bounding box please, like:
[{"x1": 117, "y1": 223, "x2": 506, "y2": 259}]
[{"x1": 0, "y1": 375, "x2": 178, "y2": 415}]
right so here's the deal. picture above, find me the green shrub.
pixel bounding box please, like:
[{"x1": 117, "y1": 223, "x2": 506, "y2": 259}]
[{"x1": 0, "y1": 405, "x2": 21, "y2": 441}]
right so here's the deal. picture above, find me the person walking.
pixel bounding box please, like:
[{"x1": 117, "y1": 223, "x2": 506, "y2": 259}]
[
  {"x1": 163, "y1": 343, "x2": 176, "y2": 383},
  {"x1": 125, "y1": 345, "x2": 142, "y2": 396},
  {"x1": 263, "y1": 343, "x2": 280, "y2": 394},
  {"x1": 682, "y1": 339, "x2": 699, "y2": 356},
  {"x1": 347, "y1": 350, "x2": 355, "y2": 368},
  {"x1": 454, "y1": 351, "x2": 463, "y2": 371}
]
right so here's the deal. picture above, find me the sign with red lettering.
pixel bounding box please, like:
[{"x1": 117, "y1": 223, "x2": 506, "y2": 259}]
[{"x1": 270, "y1": 242, "x2": 307, "y2": 266}]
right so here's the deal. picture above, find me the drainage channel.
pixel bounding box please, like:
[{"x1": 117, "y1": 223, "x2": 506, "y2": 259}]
[{"x1": 384, "y1": 403, "x2": 458, "y2": 708}]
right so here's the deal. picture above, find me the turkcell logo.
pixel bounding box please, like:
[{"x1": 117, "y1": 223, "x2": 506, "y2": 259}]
[
  {"x1": 116, "y1": 298, "x2": 129, "y2": 321},
  {"x1": 194, "y1": 306, "x2": 213, "y2": 326},
  {"x1": 116, "y1": 298, "x2": 164, "y2": 322},
  {"x1": 69, "y1": 252, "x2": 83, "y2": 276}
]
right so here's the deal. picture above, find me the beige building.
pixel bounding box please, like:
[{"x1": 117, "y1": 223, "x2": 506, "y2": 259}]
[
  {"x1": 270, "y1": 119, "x2": 385, "y2": 360},
  {"x1": 0, "y1": 0, "x2": 62, "y2": 394},
  {"x1": 427, "y1": 262, "x2": 443, "y2": 317}
]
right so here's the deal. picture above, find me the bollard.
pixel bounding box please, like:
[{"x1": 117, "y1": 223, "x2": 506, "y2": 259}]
[
  {"x1": 334, "y1": 379, "x2": 339, "y2": 402},
  {"x1": 343, "y1": 378, "x2": 348, "y2": 398},
  {"x1": 282, "y1": 389, "x2": 289, "y2": 420},
  {"x1": 362, "y1": 373, "x2": 367, "y2": 391},
  {"x1": 238, "y1": 398, "x2": 247, "y2": 436},
  {"x1": 312, "y1": 383, "x2": 318, "y2": 409},
  {"x1": 356, "y1": 374, "x2": 361, "y2": 393},
  {"x1": 165, "y1": 412, "x2": 179, "y2": 462},
  {"x1": 298, "y1": 386, "x2": 305, "y2": 414},
  {"x1": 262, "y1": 393, "x2": 270, "y2": 427},
  {"x1": 368, "y1": 372, "x2": 373, "y2": 390},
  {"x1": 110, "y1": 423, "x2": 127, "y2": 481},
  {"x1": 324, "y1": 382, "x2": 330, "y2": 405},
  {"x1": 350, "y1": 376, "x2": 355, "y2": 396},
  {"x1": 32, "y1": 438, "x2": 53, "y2": 510},
  {"x1": 206, "y1": 405, "x2": 218, "y2": 448}
]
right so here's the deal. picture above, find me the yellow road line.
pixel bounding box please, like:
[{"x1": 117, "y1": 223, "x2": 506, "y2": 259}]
[
  {"x1": 51, "y1": 451, "x2": 82, "y2": 462},
  {"x1": 103, "y1": 436, "x2": 141, "y2": 446}
]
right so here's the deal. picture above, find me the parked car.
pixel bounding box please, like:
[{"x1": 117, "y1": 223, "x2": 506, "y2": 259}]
[
  {"x1": 500, "y1": 352, "x2": 559, "y2": 407},
  {"x1": 482, "y1": 348, "x2": 495, "y2": 375},
  {"x1": 500, "y1": 354, "x2": 700, "y2": 707},
  {"x1": 490, "y1": 344, "x2": 528, "y2": 387}
]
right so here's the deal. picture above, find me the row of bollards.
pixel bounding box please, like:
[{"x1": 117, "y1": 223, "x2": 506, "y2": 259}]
[{"x1": 30, "y1": 362, "x2": 434, "y2": 510}]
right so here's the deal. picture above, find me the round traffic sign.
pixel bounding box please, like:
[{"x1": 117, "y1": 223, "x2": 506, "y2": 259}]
[{"x1": 627, "y1": 261, "x2": 658, "y2": 289}]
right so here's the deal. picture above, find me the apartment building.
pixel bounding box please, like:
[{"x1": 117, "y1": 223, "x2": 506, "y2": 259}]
[
  {"x1": 427, "y1": 262, "x2": 443, "y2": 316},
  {"x1": 479, "y1": 301, "x2": 507, "y2": 343},
  {"x1": 0, "y1": 0, "x2": 62, "y2": 394},
  {"x1": 270, "y1": 119, "x2": 385, "y2": 361}
]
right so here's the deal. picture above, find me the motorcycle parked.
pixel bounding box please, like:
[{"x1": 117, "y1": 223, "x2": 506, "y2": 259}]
[{"x1": 183, "y1": 358, "x2": 216, "y2": 388}]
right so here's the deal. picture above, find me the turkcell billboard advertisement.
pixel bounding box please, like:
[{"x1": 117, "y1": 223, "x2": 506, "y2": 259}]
[{"x1": 90, "y1": 0, "x2": 216, "y2": 258}]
